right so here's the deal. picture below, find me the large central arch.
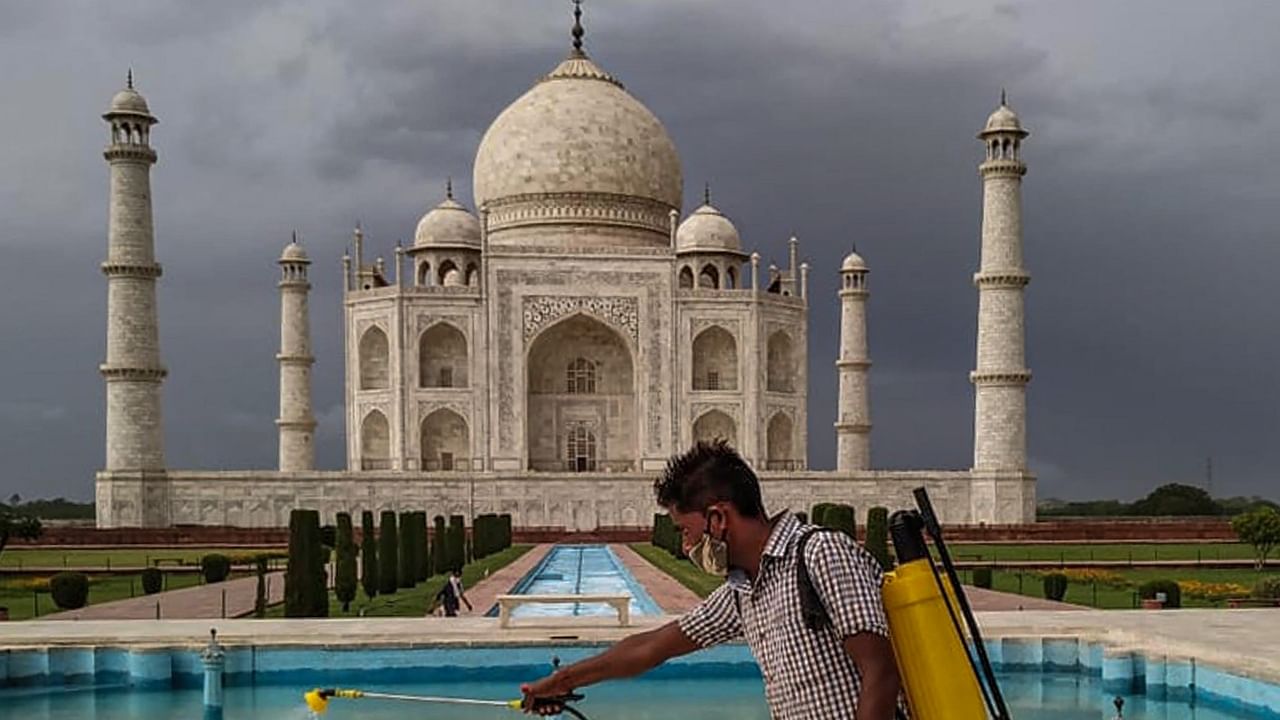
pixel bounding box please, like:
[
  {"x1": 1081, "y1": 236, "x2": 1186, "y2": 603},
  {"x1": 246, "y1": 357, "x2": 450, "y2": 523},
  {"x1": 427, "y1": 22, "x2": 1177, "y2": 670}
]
[{"x1": 526, "y1": 314, "x2": 636, "y2": 472}]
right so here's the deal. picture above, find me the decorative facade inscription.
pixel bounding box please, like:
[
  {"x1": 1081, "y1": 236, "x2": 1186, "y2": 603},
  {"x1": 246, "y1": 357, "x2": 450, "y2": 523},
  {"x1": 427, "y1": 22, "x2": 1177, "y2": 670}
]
[{"x1": 522, "y1": 295, "x2": 639, "y2": 344}]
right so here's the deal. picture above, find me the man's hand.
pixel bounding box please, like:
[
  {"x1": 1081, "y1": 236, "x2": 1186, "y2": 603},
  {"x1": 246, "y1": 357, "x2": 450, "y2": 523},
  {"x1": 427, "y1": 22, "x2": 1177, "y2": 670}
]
[{"x1": 520, "y1": 672, "x2": 576, "y2": 715}]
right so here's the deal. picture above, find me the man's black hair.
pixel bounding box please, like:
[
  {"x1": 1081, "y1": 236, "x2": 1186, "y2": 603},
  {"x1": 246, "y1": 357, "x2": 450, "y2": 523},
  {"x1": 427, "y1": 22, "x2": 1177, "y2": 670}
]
[{"x1": 653, "y1": 440, "x2": 767, "y2": 519}]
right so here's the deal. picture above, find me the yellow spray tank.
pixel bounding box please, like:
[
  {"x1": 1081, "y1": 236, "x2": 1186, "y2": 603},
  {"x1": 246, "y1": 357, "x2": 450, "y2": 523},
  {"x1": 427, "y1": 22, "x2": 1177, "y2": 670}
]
[{"x1": 881, "y1": 490, "x2": 1012, "y2": 720}]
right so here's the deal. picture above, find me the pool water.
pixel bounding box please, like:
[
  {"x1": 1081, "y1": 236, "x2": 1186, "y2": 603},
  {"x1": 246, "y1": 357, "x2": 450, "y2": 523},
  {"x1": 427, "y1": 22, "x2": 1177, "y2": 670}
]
[
  {"x1": 0, "y1": 673, "x2": 1258, "y2": 719},
  {"x1": 486, "y1": 545, "x2": 662, "y2": 619}
]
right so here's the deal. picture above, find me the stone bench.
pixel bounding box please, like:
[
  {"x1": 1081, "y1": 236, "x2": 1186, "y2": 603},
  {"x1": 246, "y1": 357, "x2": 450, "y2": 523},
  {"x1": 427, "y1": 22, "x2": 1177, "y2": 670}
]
[{"x1": 496, "y1": 594, "x2": 631, "y2": 628}]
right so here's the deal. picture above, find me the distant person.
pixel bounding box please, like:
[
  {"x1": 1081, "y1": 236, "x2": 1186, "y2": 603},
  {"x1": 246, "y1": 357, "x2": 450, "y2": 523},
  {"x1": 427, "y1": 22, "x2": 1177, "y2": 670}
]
[{"x1": 433, "y1": 569, "x2": 472, "y2": 617}]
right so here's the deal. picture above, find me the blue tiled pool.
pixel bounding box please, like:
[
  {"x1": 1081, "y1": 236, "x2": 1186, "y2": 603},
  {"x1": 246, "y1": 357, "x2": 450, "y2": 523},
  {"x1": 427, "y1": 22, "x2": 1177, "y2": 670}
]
[
  {"x1": 0, "y1": 643, "x2": 1271, "y2": 719},
  {"x1": 485, "y1": 545, "x2": 662, "y2": 619}
]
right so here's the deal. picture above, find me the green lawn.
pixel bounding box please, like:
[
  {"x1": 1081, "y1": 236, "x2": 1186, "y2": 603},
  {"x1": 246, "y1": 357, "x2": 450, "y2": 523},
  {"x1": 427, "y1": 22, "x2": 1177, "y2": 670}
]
[
  {"x1": 945, "y1": 542, "x2": 1253, "y2": 564},
  {"x1": 0, "y1": 548, "x2": 283, "y2": 569},
  {"x1": 264, "y1": 545, "x2": 533, "y2": 618},
  {"x1": 968, "y1": 567, "x2": 1277, "y2": 609},
  {"x1": 629, "y1": 543, "x2": 724, "y2": 599},
  {"x1": 0, "y1": 572, "x2": 212, "y2": 621}
]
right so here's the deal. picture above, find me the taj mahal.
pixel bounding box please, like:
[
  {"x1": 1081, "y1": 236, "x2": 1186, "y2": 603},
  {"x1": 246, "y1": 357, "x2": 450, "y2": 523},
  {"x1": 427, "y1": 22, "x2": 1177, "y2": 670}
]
[{"x1": 94, "y1": 10, "x2": 1036, "y2": 529}]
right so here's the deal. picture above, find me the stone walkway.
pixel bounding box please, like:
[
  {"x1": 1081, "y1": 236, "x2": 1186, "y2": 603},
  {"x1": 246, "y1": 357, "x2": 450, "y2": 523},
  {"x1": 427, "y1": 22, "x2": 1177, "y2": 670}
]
[
  {"x1": 41, "y1": 572, "x2": 285, "y2": 621},
  {"x1": 966, "y1": 586, "x2": 1084, "y2": 612},
  {"x1": 454, "y1": 544, "x2": 553, "y2": 616},
  {"x1": 610, "y1": 544, "x2": 702, "y2": 613}
]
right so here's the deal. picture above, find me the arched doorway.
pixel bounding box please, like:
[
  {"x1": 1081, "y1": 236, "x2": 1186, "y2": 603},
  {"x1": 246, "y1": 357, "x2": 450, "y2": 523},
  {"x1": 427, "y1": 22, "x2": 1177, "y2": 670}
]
[
  {"x1": 766, "y1": 412, "x2": 794, "y2": 470},
  {"x1": 766, "y1": 331, "x2": 795, "y2": 393},
  {"x1": 419, "y1": 323, "x2": 468, "y2": 388},
  {"x1": 692, "y1": 326, "x2": 737, "y2": 391},
  {"x1": 526, "y1": 314, "x2": 635, "y2": 472},
  {"x1": 693, "y1": 410, "x2": 737, "y2": 447},
  {"x1": 360, "y1": 410, "x2": 390, "y2": 470},
  {"x1": 359, "y1": 327, "x2": 390, "y2": 390},
  {"x1": 420, "y1": 409, "x2": 469, "y2": 471}
]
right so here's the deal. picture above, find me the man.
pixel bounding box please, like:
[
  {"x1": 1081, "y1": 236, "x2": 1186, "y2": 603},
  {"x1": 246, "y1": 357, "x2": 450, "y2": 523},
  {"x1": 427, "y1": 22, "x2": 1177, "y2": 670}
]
[
  {"x1": 433, "y1": 569, "x2": 472, "y2": 617},
  {"x1": 521, "y1": 440, "x2": 906, "y2": 719}
]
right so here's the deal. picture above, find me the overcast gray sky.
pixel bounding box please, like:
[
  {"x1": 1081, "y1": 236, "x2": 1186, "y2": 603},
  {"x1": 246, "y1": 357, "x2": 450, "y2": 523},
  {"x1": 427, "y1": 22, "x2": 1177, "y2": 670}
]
[{"x1": 2, "y1": 0, "x2": 1279, "y2": 504}]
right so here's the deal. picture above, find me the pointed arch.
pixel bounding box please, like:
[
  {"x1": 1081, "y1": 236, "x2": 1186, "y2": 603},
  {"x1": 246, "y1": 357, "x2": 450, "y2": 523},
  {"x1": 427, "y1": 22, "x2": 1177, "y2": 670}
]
[
  {"x1": 698, "y1": 263, "x2": 720, "y2": 289},
  {"x1": 420, "y1": 408, "x2": 469, "y2": 471},
  {"x1": 359, "y1": 326, "x2": 390, "y2": 390},
  {"x1": 465, "y1": 262, "x2": 479, "y2": 287},
  {"x1": 417, "y1": 261, "x2": 432, "y2": 287},
  {"x1": 419, "y1": 322, "x2": 468, "y2": 388},
  {"x1": 692, "y1": 325, "x2": 737, "y2": 391},
  {"x1": 766, "y1": 330, "x2": 795, "y2": 393},
  {"x1": 360, "y1": 410, "x2": 390, "y2": 470},
  {"x1": 766, "y1": 412, "x2": 795, "y2": 470},
  {"x1": 437, "y1": 259, "x2": 459, "y2": 285},
  {"x1": 693, "y1": 410, "x2": 737, "y2": 447},
  {"x1": 726, "y1": 266, "x2": 738, "y2": 289},
  {"x1": 678, "y1": 265, "x2": 694, "y2": 289}
]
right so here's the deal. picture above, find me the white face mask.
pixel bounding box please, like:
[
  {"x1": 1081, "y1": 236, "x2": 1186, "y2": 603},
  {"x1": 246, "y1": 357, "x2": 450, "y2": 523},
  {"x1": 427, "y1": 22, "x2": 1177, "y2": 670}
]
[{"x1": 686, "y1": 510, "x2": 730, "y2": 577}]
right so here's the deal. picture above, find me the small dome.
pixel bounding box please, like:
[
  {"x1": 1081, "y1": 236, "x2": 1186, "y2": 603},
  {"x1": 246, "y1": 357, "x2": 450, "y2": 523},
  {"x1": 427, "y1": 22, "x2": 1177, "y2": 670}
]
[
  {"x1": 109, "y1": 87, "x2": 151, "y2": 116},
  {"x1": 982, "y1": 99, "x2": 1026, "y2": 136},
  {"x1": 841, "y1": 251, "x2": 866, "y2": 271},
  {"x1": 280, "y1": 241, "x2": 309, "y2": 262},
  {"x1": 676, "y1": 203, "x2": 742, "y2": 253},
  {"x1": 413, "y1": 196, "x2": 481, "y2": 248}
]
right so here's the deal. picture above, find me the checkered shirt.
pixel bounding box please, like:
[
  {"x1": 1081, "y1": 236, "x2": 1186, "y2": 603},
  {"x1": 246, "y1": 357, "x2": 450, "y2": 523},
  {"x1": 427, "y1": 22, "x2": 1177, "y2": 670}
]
[{"x1": 678, "y1": 512, "x2": 910, "y2": 719}]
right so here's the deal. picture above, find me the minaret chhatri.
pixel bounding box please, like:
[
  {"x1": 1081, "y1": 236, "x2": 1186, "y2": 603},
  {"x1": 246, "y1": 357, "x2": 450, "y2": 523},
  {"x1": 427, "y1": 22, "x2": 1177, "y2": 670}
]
[
  {"x1": 101, "y1": 71, "x2": 167, "y2": 474},
  {"x1": 835, "y1": 249, "x2": 871, "y2": 471},
  {"x1": 972, "y1": 91, "x2": 1031, "y2": 472},
  {"x1": 277, "y1": 233, "x2": 316, "y2": 471}
]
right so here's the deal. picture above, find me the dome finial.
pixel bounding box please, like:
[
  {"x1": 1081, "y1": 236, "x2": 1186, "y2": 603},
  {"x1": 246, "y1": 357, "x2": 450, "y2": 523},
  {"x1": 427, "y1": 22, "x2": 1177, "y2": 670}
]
[
  {"x1": 446, "y1": 176, "x2": 454, "y2": 200},
  {"x1": 704, "y1": 182, "x2": 711, "y2": 206},
  {"x1": 571, "y1": 0, "x2": 586, "y2": 56},
  {"x1": 127, "y1": 68, "x2": 134, "y2": 90},
  {"x1": 1001, "y1": 87, "x2": 1007, "y2": 106},
  {"x1": 291, "y1": 229, "x2": 298, "y2": 245}
]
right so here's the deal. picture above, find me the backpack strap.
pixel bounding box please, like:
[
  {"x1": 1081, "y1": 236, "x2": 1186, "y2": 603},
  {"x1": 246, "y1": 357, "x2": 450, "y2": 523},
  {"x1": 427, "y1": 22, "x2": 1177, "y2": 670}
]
[{"x1": 796, "y1": 527, "x2": 848, "y2": 632}]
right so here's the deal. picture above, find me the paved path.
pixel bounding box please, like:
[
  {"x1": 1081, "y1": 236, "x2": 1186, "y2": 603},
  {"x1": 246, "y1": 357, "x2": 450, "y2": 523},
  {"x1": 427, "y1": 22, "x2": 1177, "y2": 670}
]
[
  {"x1": 41, "y1": 572, "x2": 285, "y2": 621},
  {"x1": 452, "y1": 544, "x2": 553, "y2": 617},
  {"x1": 965, "y1": 586, "x2": 1084, "y2": 611},
  {"x1": 610, "y1": 544, "x2": 702, "y2": 614}
]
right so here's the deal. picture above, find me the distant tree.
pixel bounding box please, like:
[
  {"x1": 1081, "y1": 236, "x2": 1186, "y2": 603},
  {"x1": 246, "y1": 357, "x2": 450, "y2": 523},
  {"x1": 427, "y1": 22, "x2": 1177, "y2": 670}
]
[
  {"x1": 1219, "y1": 496, "x2": 1280, "y2": 516},
  {"x1": 864, "y1": 507, "x2": 893, "y2": 571},
  {"x1": 378, "y1": 511, "x2": 399, "y2": 595},
  {"x1": 8, "y1": 493, "x2": 20, "y2": 506},
  {"x1": 285, "y1": 509, "x2": 328, "y2": 618},
  {"x1": 360, "y1": 511, "x2": 378, "y2": 600},
  {"x1": 1232, "y1": 506, "x2": 1280, "y2": 571},
  {"x1": 1130, "y1": 484, "x2": 1221, "y2": 516},
  {"x1": 398, "y1": 511, "x2": 415, "y2": 588},
  {"x1": 0, "y1": 510, "x2": 42, "y2": 564},
  {"x1": 334, "y1": 513, "x2": 358, "y2": 612}
]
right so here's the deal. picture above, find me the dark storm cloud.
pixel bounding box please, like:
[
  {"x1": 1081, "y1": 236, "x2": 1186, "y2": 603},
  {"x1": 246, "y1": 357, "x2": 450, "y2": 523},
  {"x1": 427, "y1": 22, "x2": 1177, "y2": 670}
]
[{"x1": 2, "y1": 0, "x2": 1279, "y2": 503}]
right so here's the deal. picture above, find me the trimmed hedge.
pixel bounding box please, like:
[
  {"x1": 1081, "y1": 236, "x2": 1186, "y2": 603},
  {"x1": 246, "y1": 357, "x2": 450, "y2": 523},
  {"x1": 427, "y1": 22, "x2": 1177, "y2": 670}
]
[
  {"x1": 500, "y1": 514, "x2": 513, "y2": 551},
  {"x1": 285, "y1": 509, "x2": 328, "y2": 618},
  {"x1": 201, "y1": 553, "x2": 231, "y2": 584},
  {"x1": 823, "y1": 504, "x2": 857, "y2": 539},
  {"x1": 1254, "y1": 576, "x2": 1280, "y2": 599},
  {"x1": 416, "y1": 512, "x2": 432, "y2": 582},
  {"x1": 398, "y1": 511, "x2": 415, "y2": 588},
  {"x1": 141, "y1": 567, "x2": 163, "y2": 595},
  {"x1": 448, "y1": 515, "x2": 466, "y2": 573},
  {"x1": 811, "y1": 503, "x2": 832, "y2": 527},
  {"x1": 1138, "y1": 579, "x2": 1182, "y2": 609},
  {"x1": 865, "y1": 507, "x2": 893, "y2": 570},
  {"x1": 1043, "y1": 572, "x2": 1069, "y2": 602},
  {"x1": 50, "y1": 572, "x2": 89, "y2": 610},
  {"x1": 972, "y1": 567, "x2": 993, "y2": 590},
  {"x1": 254, "y1": 555, "x2": 268, "y2": 618},
  {"x1": 378, "y1": 511, "x2": 399, "y2": 595},
  {"x1": 334, "y1": 512, "x2": 358, "y2": 612},
  {"x1": 795, "y1": 511, "x2": 808, "y2": 525},
  {"x1": 360, "y1": 510, "x2": 378, "y2": 600},
  {"x1": 432, "y1": 516, "x2": 447, "y2": 575}
]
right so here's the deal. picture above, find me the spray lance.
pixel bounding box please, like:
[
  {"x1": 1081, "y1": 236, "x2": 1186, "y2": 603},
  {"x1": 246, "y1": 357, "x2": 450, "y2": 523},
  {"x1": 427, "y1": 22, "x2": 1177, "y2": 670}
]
[{"x1": 303, "y1": 688, "x2": 590, "y2": 718}]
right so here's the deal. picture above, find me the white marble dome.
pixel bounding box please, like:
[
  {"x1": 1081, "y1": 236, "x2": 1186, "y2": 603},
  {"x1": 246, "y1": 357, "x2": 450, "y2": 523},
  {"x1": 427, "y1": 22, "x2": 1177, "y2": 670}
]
[
  {"x1": 472, "y1": 52, "x2": 682, "y2": 239},
  {"x1": 983, "y1": 104, "x2": 1024, "y2": 134},
  {"x1": 280, "y1": 241, "x2": 309, "y2": 262},
  {"x1": 676, "y1": 203, "x2": 742, "y2": 253},
  {"x1": 413, "y1": 195, "x2": 481, "y2": 248},
  {"x1": 109, "y1": 87, "x2": 151, "y2": 116},
  {"x1": 841, "y1": 251, "x2": 866, "y2": 271}
]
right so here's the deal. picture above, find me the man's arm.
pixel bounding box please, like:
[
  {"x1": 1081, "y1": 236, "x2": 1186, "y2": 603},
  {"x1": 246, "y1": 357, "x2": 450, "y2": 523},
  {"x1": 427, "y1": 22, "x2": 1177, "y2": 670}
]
[
  {"x1": 521, "y1": 621, "x2": 699, "y2": 714},
  {"x1": 844, "y1": 633, "x2": 902, "y2": 720}
]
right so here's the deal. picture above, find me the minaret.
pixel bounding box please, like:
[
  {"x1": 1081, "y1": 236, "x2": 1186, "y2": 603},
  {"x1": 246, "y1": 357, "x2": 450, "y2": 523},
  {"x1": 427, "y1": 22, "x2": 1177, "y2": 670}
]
[
  {"x1": 835, "y1": 249, "x2": 871, "y2": 471},
  {"x1": 101, "y1": 72, "x2": 166, "y2": 474},
  {"x1": 277, "y1": 233, "x2": 316, "y2": 471},
  {"x1": 972, "y1": 92, "x2": 1031, "y2": 472}
]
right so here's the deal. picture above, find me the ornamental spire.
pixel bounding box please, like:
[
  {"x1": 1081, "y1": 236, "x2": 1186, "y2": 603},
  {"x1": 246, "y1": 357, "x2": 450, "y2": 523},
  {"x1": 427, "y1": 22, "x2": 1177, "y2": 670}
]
[
  {"x1": 1001, "y1": 87, "x2": 1007, "y2": 106},
  {"x1": 571, "y1": 0, "x2": 586, "y2": 56},
  {"x1": 127, "y1": 68, "x2": 134, "y2": 90},
  {"x1": 703, "y1": 182, "x2": 711, "y2": 206},
  {"x1": 446, "y1": 176, "x2": 454, "y2": 200}
]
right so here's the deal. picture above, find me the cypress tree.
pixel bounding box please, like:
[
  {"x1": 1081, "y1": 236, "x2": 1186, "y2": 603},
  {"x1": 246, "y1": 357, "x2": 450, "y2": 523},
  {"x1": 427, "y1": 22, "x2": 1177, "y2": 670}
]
[
  {"x1": 432, "y1": 515, "x2": 448, "y2": 575},
  {"x1": 334, "y1": 512, "x2": 358, "y2": 612},
  {"x1": 360, "y1": 510, "x2": 378, "y2": 600},
  {"x1": 378, "y1": 510, "x2": 399, "y2": 595},
  {"x1": 865, "y1": 506, "x2": 894, "y2": 570},
  {"x1": 398, "y1": 511, "x2": 415, "y2": 588},
  {"x1": 500, "y1": 513, "x2": 513, "y2": 551},
  {"x1": 414, "y1": 512, "x2": 431, "y2": 582},
  {"x1": 824, "y1": 504, "x2": 857, "y2": 539},
  {"x1": 285, "y1": 509, "x2": 327, "y2": 617},
  {"x1": 449, "y1": 515, "x2": 466, "y2": 573}
]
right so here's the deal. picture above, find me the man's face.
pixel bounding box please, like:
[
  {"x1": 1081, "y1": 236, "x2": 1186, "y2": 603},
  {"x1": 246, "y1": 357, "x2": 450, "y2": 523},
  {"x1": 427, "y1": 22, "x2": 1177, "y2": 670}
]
[{"x1": 670, "y1": 503, "x2": 726, "y2": 555}]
